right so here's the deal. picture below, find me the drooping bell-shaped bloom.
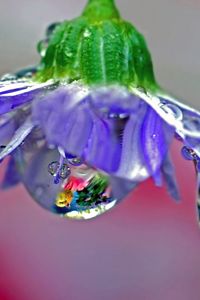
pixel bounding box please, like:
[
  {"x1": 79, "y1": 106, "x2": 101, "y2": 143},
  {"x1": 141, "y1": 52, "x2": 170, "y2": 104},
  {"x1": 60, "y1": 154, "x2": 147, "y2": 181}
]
[{"x1": 0, "y1": 0, "x2": 200, "y2": 220}]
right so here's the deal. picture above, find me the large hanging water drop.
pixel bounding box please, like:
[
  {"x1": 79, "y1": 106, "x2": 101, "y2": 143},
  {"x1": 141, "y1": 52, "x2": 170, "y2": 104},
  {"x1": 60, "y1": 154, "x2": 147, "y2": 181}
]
[{"x1": 14, "y1": 133, "x2": 119, "y2": 220}]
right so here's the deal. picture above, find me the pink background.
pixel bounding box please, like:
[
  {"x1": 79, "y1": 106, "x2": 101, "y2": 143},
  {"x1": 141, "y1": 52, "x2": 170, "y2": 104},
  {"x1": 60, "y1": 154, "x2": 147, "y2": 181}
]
[
  {"x1": 0, "y1": 142, "x2": 199, "y2": 300},
  {"x1": 1, "y1": 0, "x2": 200, "y2": 299}
]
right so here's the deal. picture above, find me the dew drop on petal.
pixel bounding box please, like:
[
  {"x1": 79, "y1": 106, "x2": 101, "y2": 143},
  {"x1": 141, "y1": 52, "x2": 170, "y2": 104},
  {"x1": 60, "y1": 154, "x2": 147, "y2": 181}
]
[
  {"x1": 68, "y1": 157, "x2": 83, "y2": 166},
  {"x1": 48, "y1": 161, "x2": 60, "y2": 176},
  {"x1": 48, "y1": 161, "x2": 71, "y2": 185},
  {"x1": 160, "y1": 103, "x2": 183, "y2": 121},
  {"x1": 59, "y1": 164, "x2": 71, "y2": 179},
  {"x1": 48, "y1": 161, "x2": 71, "y2": 179},
  {"x1": 181, "y1": 146, "x2": 195, "y2": 160}
]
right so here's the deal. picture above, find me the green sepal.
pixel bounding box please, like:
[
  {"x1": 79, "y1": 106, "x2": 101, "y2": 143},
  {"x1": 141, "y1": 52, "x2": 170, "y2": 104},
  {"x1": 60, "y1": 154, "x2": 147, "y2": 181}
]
[{"x1": 36, "y1": 0, "x2": 158, "y2": 90}]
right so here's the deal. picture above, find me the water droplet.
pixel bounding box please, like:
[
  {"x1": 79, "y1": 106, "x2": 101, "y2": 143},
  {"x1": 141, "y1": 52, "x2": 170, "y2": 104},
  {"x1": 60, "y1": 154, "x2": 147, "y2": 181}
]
[
  {"x1": 66, "y1": 51, "x2": 73, "y2": 57},
  {"x1": 68, "y1": 157, "x2": 83, "y2": 166},
  {"x1": 46, "y1": 22, "x2": 60, "y2": 38},
  {"x1": 24, "y1": 72, "x2": 33, "y2": 78},
  {"x1": 59, "y1": 164, "x2": 71, "y2": 179},
  {"x1": 48, "y1": 161, "x2": 71, "y2": 180},
  {"x1": 37, "y1": 39, "x2": 48, "y2": 57},
  {"x1": 1, "y1": 73, "x2": 17, "y2": 81},
  {"x1": 15, "y1": 67, "x2": 36, "y2": 78},
  {"x1": 184, "y1": 117, "x2": 200, "y2": 132},
  {"x1": 108, "y1": 113, "x2": 129, "y2": 120},
  {"x1": 108, "y1": 113, "x2": 120, "y2": 119},
  {"x1": 181, "y1": 146, "x2": 195, "y2": 160},
  {"x1": 137, "y1": 87, "x2": 146, "y2": 94},
  {"x1": 160, "y1": 103, "x2": 183, "y2": 121},
  {"x1": 83, "y1": 29, "x2": 91, "y2": 38},
  {"x1": 15, "y1": 145, "x2": 120, "y2": 220},
  {"x1": 48, "y1": 161, "x2": 60, "y2": 176}
]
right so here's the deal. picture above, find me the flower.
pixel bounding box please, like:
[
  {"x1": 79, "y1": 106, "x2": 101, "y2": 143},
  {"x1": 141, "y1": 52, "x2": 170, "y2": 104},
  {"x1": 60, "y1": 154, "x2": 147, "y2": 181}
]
[
  {"x1": 0, "y1": 0, "x2": 200, "y2": 220},
  {"x1": 64, "y1": 176, "x2": 88, "y2": 192}
]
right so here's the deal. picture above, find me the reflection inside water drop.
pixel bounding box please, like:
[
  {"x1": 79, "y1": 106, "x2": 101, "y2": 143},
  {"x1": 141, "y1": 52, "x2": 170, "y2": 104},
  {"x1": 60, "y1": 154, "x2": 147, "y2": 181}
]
[{"x1": 14, "y1": 135, "x2": 118, "y2": 220}]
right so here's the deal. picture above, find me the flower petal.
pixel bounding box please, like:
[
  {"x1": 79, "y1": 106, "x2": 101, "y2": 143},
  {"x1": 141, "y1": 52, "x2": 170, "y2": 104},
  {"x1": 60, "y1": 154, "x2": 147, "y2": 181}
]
[
  {"x1": 141, "y1": 106, "x2": 175, "y2": 176},
  {"x1": 132, "y1": 88, "x2": 200, "y2": 161},
  {"x1": 84, "y1": 113, "x2": 122, "y2": 173},
  {"x1": 0, "y1": 115, "x2": 16, "y2": 146},
  {"x1": 161, "y1": 153, "x2": 180, "y2": 201},
  {"x1": 0, "y1": 81, "x2": 33, "y2": 95},
  {"x1": 32, "y1": 84, "x2": 90, "y2": 151},
  {"x1": 115, "y1": 104, "x2": 149, "y2": 180},
  {"x1": 63, "y1": 102, "x2": 93, "y2": 157},
  {"x1": 1, "y1": 155, "x2": 21, "y2": 189},
  {"x1": 0, "y1": 80, "x2": 57, "y2": 115},
  {"x1": 0, "y1": 118, "x2": 34, "y2": 161},
  {"x1": 158, "y1": 94, "x2": 200, "y2": 158},
  {"x1": 89, "y1": 86, "x2": 141, "y2": 116}
]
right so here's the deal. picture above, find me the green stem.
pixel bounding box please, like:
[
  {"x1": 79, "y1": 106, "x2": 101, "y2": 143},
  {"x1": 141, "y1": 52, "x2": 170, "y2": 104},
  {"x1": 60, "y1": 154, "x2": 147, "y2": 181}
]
[{"x1": 82, "y1": 0, "x2": 120, "y2": 21}]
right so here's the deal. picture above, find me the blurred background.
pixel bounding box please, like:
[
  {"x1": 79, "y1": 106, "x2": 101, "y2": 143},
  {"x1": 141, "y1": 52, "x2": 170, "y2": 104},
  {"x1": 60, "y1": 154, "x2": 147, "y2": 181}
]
[
  {"x1": 1, "y1": 0, "x2": 200, "y2": 106},
  {"x1": 0, "y1": 0, "x2": 200, "y2": 299}
]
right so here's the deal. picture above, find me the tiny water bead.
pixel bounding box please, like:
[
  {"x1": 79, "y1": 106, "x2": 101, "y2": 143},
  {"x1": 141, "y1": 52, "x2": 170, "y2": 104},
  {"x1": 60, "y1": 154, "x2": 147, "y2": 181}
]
[
  {"x1": 68, "y1": 157, "x2": 83, "y2": 166},
  {"x1": 48, "y1": 161, "x2": 71, "y2": 180},
  {"x1": 181, "y1": 146, "x2": 196, "y2": 161},
  {"x1": 181, "y1": 146, "x2": 200, "y2": 172},
  {"x1": 37, "y1": 23, "x2": 61, "y2": 58},
  {"x1": 46, "y1": 22, "x2": 61, "y2": 38},
  {"x1": 37, "y1": 39, "x2": 49, "y2": 58},
  {"x1": 0, "y1": 67, "x2": 37, "y2": 83}
]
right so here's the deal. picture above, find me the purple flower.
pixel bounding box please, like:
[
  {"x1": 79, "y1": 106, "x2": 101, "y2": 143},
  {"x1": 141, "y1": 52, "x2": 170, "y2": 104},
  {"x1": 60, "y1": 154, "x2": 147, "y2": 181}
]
[
  {"x1": 1, "y1": 72, "x2": 200, "y2": 205},
  {"x1": 2, "y1": 0, "x2": 200, "y2": 220}
]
